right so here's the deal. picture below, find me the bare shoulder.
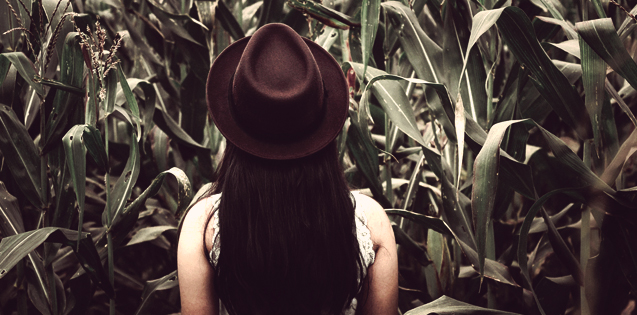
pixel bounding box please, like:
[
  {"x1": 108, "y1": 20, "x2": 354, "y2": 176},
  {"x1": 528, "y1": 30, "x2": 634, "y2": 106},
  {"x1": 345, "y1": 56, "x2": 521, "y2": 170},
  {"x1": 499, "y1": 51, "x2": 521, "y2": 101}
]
[
  {"x1": 353, "y1": 192, "x2": 394, "y2": 249},
  {"x1": 177, "y1": 194, "x2": 220, "y2": 314},
  {"x1": 180, "y1": 194, "x2": 220, "y2": 252}
]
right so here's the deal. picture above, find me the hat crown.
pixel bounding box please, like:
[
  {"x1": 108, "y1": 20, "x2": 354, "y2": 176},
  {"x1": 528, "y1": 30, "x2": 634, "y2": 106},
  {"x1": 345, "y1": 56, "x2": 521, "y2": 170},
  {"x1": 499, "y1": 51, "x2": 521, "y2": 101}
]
[{"x1": 231, "y1": 24, "x2": 325, "y2": 142}]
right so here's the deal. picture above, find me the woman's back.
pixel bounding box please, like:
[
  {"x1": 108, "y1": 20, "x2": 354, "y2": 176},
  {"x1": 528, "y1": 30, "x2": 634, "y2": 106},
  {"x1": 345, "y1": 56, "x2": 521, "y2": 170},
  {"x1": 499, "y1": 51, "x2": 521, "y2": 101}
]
[
  {"x1": 205, "y1": 190, "x2": 379, "y2": 314},
  {"x1": 178, "y1": 190, "x2": 397, "y2": 315}
]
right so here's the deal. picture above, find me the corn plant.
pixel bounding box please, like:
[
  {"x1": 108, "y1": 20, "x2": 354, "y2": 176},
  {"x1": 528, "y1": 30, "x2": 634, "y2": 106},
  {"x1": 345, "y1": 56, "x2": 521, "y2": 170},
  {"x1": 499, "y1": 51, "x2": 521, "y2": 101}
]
[{"x1": 1, "y1": 0, "x2": 637, "y2": 313}]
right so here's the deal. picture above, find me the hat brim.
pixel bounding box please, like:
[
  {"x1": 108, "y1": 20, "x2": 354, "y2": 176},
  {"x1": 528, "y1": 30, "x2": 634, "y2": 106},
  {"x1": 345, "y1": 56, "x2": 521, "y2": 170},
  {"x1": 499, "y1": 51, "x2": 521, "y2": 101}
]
[{"x1": 206, "y1": 35, "x2": 349, "y2": 160}]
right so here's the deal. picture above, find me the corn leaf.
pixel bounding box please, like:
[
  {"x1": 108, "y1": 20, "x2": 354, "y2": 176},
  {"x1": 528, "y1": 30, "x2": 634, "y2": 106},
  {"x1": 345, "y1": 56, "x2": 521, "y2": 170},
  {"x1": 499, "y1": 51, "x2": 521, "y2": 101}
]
[
  {"x1": 442, "y1": 0, "x2": 488, "y2": 128},
  {"x1": 0, "y1": 104, "x2": 43, "y2": 208},
  {"x1": 103, "y1": 70, "x2": 117, "y2": 116},
  {"x1": 385, "y1": 209, "x2": 451, "y2": 235},
  {"x1": 346, "y1": 110, "x2": 389, "y2": 208},
  {"x1": 215, "y1": 0, "x2": 245, "y2": 40},
  {"x1": 0, "y1": 52, "x2": 11, "y2": 86},
  {"x1": 472, "y1": 119, "x2": 516, "y2": 280},
  {"x1": 405, "y1": 295, "x2": 521, "y2": 314},
  {"x1": 0, "y1": 181, "x2": 24, "y2": 236},
  {"x1": 579, "y1": 36, "x2": 606, "y2": 155},
  {"x1": 127, "y1": 226, "x2": 177, "y2": 246},
  {"x1": 0, "y1": 52, "x2": 44, "y2": 95},
  {"x1": 392, "y1": 225, "x2": 432, "y2": 266},
  {"x1": 62, "y1": 125, "x2": 88, "y2": 247},
  {"x1": 104, "y1": 130, "x2": 140, "y2": 228},
  {"x1": 134, "y1": 270, "x2": 178, "y2": 315},
  {"x1": 117, "y1": 64, "x2": 141, "y2": 139},
  {"x1": 518, "y1": 188, "x2": 580, "y2": 315},
  {"x1": 118, "y1": 167, "x2": 193, "y2": 226},
  {"x1": 382, "y1": 2, "x2": 442, "y2": 84},
  {"x1": 287, "y1": 0, "x2": 356, "y2": 29},
  {"x1": 0, "y1": 227, "x2": 114, "y2": 298},
  {"x1": 154, "y1": 101, "x2": 209, "y2": 150},
  {"x1": 361, "y1": 0, "x2": 380, "y2": 78},
  {"x1": 577, "y1": 18, "x2": 637, "y2": 92},
  {"x1": 496, "y1": 7, "x2": 591, "y2": 139}
]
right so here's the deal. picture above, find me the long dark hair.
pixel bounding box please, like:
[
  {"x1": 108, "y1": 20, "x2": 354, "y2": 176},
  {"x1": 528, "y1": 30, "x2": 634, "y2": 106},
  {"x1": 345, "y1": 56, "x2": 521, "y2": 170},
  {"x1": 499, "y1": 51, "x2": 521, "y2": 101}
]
[{"x1": 207, "y1": 140, "x2": 364, "y2": 314}]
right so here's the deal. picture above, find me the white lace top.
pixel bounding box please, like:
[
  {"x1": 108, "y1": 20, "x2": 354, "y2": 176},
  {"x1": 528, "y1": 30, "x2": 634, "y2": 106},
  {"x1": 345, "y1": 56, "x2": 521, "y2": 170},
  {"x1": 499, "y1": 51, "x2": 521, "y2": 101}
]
[{"x1": 207, "y1": 192, "x2": 376, "y2": 315}]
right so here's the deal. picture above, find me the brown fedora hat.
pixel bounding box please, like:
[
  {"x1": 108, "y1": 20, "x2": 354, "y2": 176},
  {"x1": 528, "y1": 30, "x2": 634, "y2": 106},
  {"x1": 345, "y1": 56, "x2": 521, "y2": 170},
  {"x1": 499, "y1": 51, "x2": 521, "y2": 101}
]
[{"x1": 206, "y1": 23, "x2": 349, "y2": 160}]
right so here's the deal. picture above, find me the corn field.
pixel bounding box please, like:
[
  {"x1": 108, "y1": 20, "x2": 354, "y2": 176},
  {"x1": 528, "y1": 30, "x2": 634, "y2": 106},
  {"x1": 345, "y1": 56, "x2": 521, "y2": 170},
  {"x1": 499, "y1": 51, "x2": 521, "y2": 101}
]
[{"x1": 0, "y1": 0, "x2": 636, "y2": 313}]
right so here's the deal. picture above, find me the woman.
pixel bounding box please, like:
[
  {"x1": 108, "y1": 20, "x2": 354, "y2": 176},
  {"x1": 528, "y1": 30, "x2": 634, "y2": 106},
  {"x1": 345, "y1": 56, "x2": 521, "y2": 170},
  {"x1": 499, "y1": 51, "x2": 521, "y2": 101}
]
[{"x1": 178, "y1": 23, "x2": 398, "y2": 315}]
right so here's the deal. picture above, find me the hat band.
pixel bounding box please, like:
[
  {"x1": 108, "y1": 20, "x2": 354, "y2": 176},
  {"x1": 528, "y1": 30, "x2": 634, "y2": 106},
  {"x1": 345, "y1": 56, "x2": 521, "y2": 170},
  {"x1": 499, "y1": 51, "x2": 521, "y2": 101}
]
[{"x1": 227, "y1": 74, "x2": 329, "y2": 144}]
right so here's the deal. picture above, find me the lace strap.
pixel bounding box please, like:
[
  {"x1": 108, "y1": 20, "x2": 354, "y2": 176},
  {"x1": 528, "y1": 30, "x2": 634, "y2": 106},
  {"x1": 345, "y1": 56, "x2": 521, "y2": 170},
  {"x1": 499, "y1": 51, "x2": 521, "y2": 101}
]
[
  {"x1": 208, "y1": 196, "x2": 222, "y2": 266},
  {"x1": 354, "y1": 205, "x2": 376, "y2": 270}
]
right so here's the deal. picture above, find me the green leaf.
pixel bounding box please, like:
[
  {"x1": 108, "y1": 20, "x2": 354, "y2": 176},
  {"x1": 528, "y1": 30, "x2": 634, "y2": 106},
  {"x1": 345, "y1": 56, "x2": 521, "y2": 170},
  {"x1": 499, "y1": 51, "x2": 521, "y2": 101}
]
[
  {"x1": 600, "y1": 130, "x2": 637, "y2": 185},
  {"x1": 472, "y1": 119, "x2": 517, "y2": 280},
  {"x1": 495, "y1": 7, "x2": 591, "y2": 139},
  {"x1": 517, "y1": 188, "x2": 578, "y2": 315},
  {"x1": 605, "y1": 81, "x2": 637, "y2": 128},
  {"x1": 83, "y1": 125, "x2": 108, "y2": 172},
  {"x1": 392, "y1": 225, "x2": 432, "y2": 266},
  {"x1": 382, "y1": 2, "x2": 442, "y2": 84},
  {"x1": 127, "y1": 226, "x2": 177, "y2": 246},
  {"x1": 103, "y1": 70, "x2": 117, "y2": 116},
  {"x1": 475, "y1": 118, "x2": 614, "y2": 289},
  {"x1": 0, "y1": 181, "x2": 24, "y2": 236},
  {"x1": 286, "y1": 0, "x2": 358, "y2": 29},
  {"x1": 137, "y1": 82, "x2": 157, "y2": 143},
  {"x1": 590, "y1": 0, "x2": 606, "y2": 18},
  {"x1": 577, "y1": 18, "x2": 637, "y2": 92},
  {"x1": 385, "y1": 209, "x2": 451, "y2": 235},
  {"x1": 215, "y1": 0, "x2": 245, "y2": 40},
  {"x1": 0, "y1": 228, "x2": 84, "y2": 279},
  {"x1": 0, "y1": 183, "x2": 59, "y2": 313},
  {"x1": 546, "y1": 39, "x2": 580, "y2": 58},
  {"x1": 48, "y1": 145, "x2": 77, "y2": 232},
  {"x1": 361, "y1": 74, "x2": 425, "y2": 147},
  {"x1": 404, "y1": 295, "x2": 521, "y2": 314},
  {"x1": 361, "y1": 0, "x2": 380, "y2": 78},
  {"x1": 349, "y1": 65, "x2": 447, "y2": 148},
  {"x1": 83, "y1": 66, "x2": 97, "y2": 124},
  {"x1": 39, "y1": 78, "x2": 83, "y2": 95},
  {"x1": 180, "y1": 74, "x2": 207, "y2": 143},
  {"x1": 0, "y1": 104, "x2": 43, "y2": 208},
  {"x1": 145, "y1": 0, "x2": 209, "y2": 31},
  {"x1": 105, "y1": 130, "x2": 140, "y2": 227},
  {"x1": 62, "y1": 125, "x2": 88, "y2": 247},
  {"x1": 121, "y1": 13, "x2": 163, "y2": 66},
  {"x1": 116, "y1": 64, "x2": 141, "y2": 139},
  {"x1": 533, "y1": 0, "x2": 564, "y2": 20},
  {"x1": 618, "y1": 5, "x2": 637, "y2": 41},
  {"x1": 152, "y1": 8, "x2": 204, "y2": 46},
  {"x1": 579, "y1": 36, "x2": 606, "y2": 156},
  {"x1": 0, "y1": 53, "x2": 11, "y2": 86},
  {"x1": 113, "y1": 78, "x2": 157, "y2": 141},
  {"x1": 116, "y1": 167, "x2": 193, "y2": 228},
  {"x1": 151, "y1": 127, "x2": 169, "y2": 172},
  {"x1": 346, "y1": 110, "x2": 389, "y2": 208},
  {"x1": 315, "y1": 26, "x2": 340, "y2": 50},
  {"x1": 535, "y1": 16, "x2": 578, "y2": 40},
  {"x1": 153, "y1": 102, "x2": 209, "y2": 151},
  {"x1": 134, "y1": 270, "x2": 178, "y2": 315},
  {"x1": 539, "y1": 199, "x2": 585, "y2": 287},
  {"x1": 0, "y1": 52, "x2": 44, "y2": 95},
  {"x1": 442, "y1": 0, "x2": 488, "y2": 128},
  {"x1": 458, "y1": 7, "x2": 503, "y2": 93}
]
